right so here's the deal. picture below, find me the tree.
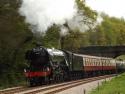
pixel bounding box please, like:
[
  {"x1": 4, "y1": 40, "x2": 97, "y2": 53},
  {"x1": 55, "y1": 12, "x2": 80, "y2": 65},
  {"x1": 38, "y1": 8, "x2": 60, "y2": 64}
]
[
  {"x1": 63, "y1": 30, "x2": 86, "y2": 52},
  {"x1": 75, "y1": 0, "x2": 97, "y2": 31},
  {"x1": 89, "y1": 13, "x2": 125, "y2": 46},
  {"x1": 0, "y1": 0, "x2": 33, "y2": 87},
  {"x1": 41, "y1": 25, "x2": 60, "y2": 48}
]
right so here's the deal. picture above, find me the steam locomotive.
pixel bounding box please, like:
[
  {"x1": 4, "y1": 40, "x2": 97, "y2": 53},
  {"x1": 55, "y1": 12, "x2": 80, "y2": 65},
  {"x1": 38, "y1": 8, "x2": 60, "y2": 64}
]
[{"x1": 24, "y1": 46, "x2": 124, "y2": 86}]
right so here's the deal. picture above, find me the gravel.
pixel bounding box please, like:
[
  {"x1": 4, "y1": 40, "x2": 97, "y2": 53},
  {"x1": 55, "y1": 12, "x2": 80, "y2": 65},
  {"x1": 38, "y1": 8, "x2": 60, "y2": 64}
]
[{"x1": 57, "y1": 77, "x2": 114, "y2": 94}]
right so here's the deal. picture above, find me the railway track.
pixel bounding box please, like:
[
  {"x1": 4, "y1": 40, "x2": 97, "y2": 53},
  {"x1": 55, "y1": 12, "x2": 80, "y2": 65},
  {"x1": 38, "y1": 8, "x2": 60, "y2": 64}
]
[
  {"x1": 0, "y1": 79, "x2": 92, "y2": 94},
  {"x1": 0, "y1": 74, "x2": 116, "y2": 94},
  {"x1": 0, "y1": 86, "x2": 25, "y2": 94}
]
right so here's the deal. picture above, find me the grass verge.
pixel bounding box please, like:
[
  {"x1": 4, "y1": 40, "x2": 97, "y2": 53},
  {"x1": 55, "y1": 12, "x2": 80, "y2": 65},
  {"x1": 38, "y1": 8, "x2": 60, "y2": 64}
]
[{"x1": 90, "y1": 73, "x2": 125, "y2": 94}]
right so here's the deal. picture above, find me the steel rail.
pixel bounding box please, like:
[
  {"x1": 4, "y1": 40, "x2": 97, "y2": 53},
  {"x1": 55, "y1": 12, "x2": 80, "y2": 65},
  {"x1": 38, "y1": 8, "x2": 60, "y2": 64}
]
[{"x1": 24, "y1": 74, "x2": 116, "y2": 94}]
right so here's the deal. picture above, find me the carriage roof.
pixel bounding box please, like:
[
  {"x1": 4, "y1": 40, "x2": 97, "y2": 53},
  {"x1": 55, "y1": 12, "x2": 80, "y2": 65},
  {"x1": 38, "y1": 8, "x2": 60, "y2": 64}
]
[{"x1": 74, "y1": 53, "x2": 112, "y2": 60}]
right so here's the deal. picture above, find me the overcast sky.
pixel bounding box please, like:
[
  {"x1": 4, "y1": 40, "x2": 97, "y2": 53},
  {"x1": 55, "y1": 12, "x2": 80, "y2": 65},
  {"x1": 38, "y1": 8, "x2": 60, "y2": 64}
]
[{"x1": 86, "y1": 0, "x2": 125, "y2": 18}]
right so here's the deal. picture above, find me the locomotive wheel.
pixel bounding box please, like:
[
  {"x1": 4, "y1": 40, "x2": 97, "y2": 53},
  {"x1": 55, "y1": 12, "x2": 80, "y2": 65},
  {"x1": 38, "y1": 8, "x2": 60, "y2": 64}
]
[
  {"x1": 63, "y1": 72, "x2": 69, "y2": 81},
  {"x1": 44, "y1": 76, "x2": 50, "y2": 84},
  {"x1": 29, "y1": 81, "x2": 35, "y2": 86},
  {"x1": 29, "y1": 79, "x2": 36, "y2": 87},
  {"x1": 29, "y1": 77, "x2": 42, "y2": 86}
]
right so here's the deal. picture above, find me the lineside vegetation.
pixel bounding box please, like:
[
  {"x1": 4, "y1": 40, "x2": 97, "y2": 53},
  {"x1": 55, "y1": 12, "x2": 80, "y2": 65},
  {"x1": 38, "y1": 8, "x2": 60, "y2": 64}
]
[{"x1": 91, "y1": 73, "x2": 125, "y2": 94}]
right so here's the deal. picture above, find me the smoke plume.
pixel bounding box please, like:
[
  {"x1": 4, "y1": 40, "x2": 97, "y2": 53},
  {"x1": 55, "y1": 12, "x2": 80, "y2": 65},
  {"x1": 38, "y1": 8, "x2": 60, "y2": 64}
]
[{"x1": 19, "y1": 0, "x2": 77, "y2": 34}]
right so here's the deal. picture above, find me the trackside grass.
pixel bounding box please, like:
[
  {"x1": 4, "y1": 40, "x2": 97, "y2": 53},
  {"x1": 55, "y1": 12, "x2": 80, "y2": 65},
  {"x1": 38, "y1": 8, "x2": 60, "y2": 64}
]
[{"x1": 90, "y1": 73, "x2": 125, "y2": 94}]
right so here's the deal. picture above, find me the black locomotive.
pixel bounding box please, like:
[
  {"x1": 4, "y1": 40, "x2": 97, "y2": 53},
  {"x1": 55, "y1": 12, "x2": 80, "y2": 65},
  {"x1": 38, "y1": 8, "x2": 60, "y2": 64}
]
[
  {"x1": 25, "y1": 46, "x2": 70, "y2": 86},
  {"x1": 24, "y1": 46, "x2": 121, "y2": 86}
]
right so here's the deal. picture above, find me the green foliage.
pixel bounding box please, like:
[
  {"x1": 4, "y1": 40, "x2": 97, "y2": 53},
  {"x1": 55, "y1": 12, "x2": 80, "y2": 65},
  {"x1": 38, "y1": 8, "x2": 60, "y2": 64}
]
[
  {"x1": 61, "y1": 13, "x2": 125, "y2": 51},
  {"x1": 91, "y1": 73, "x2": 125, "y2": 94},
  {"x1": 76, "y1": 0, "x2": 97, "y2": 20},
  {"x1": 0, "y1": 0, "x2": 33, "y2": 88},
  {"x1": 95, "y1": 14, "x2": 125, "y2": 46},
  {"x1": 63, "y1": 30, "x2": 90, "y2": 51},
  {"x1": 63, "y1": 30, "x2": 83, "y2": 51},
  {"x1": 41, "y1": 25, "x2": 60, "y2": 48}
]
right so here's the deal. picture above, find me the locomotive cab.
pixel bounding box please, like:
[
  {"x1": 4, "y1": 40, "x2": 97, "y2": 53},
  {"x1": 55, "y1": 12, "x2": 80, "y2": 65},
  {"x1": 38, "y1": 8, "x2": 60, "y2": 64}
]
[{"x1": 47, "y1": 48, "x2": 70, "y2": 81}]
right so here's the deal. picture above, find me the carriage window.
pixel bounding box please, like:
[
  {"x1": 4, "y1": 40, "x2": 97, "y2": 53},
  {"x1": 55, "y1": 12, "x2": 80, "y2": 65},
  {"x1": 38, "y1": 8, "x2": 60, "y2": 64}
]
[
  {"x1": 94, "y1": 59, "x2": 96, "y2": 66},
  {"x1": 99, "y1": 60, "x2": 101, "y2": 66},
  {"x1": 95, "y1": 59, "x2": 97, "y2": 66},
  {"x1": 87, "y1": 58, "x2": 89, "y2": 66},
  {"x1": 85, "y1": 58, "x2": 88, "y2": 66},
  {"x1": 85, "y1": 58, "x2": 87, "y2": 66},
  {"x1": 91, "y1": 59, "x2": 94, "y2": 66}
]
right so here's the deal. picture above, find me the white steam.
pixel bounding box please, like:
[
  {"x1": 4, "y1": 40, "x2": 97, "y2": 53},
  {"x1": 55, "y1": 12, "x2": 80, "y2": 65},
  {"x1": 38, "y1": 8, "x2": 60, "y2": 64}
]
[
  {"x1": 68, "y1": 12, "x2": 90, "y2": 32},
  {"x1": 19, "y1": 0, "x2": 77, "y2": 34},
  {"x1": 60, "y1": 26, "x2": 69, "y2": 36},
  {"x1": 68, "y1": 11, "x2": 103, "y2": 32}
]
